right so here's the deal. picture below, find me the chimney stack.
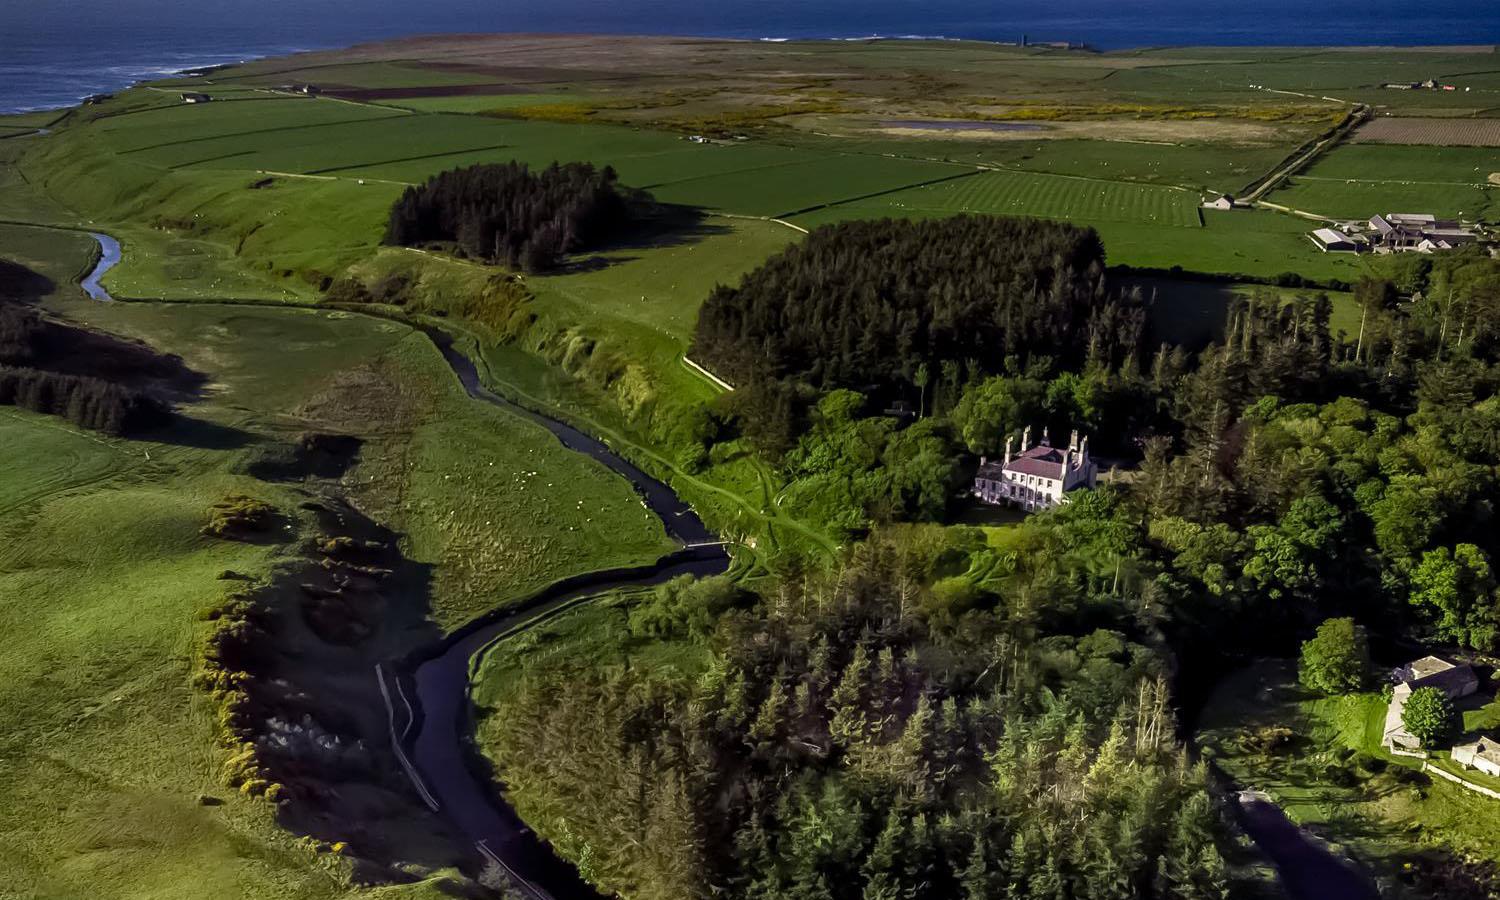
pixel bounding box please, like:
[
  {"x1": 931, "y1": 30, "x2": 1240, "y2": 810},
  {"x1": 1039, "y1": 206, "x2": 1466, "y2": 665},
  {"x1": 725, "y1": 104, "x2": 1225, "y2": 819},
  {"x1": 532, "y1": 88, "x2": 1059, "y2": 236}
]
[
  {"x1": 1021, "y1": 425, "x2": 1031, "y2": 449},
  {"x1": 1003, "y1": 435, "x2": 1013, "y2": 466},
  {"x1": 1041, "y1": 426, "x2": 1050, "y2": 447},
  {"x1": 1070, "y1": 430, "x2": 1079, "y2": 453}
]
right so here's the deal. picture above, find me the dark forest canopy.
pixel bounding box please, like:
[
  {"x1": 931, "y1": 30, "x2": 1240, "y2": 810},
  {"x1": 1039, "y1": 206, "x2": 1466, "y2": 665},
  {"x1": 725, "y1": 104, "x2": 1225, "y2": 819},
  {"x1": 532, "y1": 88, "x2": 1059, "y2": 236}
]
[
  {"x1": 384, "y1": 161, "x2": 648, "y2": 273},
  {"x1": 691, "y1": 216, "x2": 1148, "y2": 400},
  {"x1": 0, "y1": 299, "x2": 186, "y2": 434}
]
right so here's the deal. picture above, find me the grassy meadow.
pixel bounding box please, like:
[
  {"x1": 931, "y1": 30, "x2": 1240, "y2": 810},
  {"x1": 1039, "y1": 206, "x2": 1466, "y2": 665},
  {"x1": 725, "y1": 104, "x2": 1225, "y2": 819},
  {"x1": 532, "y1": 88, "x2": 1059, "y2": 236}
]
[
  {"x1": 1269, "y1": 144, "x2": 1500, "y2": 221},
  {"x1": 0, "y1": 219, "x2": 671, "y2": 895}
]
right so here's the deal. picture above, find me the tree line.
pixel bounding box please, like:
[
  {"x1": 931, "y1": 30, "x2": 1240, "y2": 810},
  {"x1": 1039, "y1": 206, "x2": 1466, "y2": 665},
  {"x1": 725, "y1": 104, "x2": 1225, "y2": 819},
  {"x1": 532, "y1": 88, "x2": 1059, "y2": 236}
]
[
  {"x1": 384, "y1": 161, "x2": 647, "y2": 273},
  {"x1": 0, "y1": 298, "x2": 169, "y2": 435},
  {"x1": 691, "y1": 216, "x2": 1149, "y2": 448}
]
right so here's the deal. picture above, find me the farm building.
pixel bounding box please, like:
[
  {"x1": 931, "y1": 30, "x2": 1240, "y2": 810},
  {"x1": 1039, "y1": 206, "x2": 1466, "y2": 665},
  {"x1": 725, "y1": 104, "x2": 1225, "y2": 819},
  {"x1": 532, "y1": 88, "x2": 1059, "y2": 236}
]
[
  {"x1": 972, "y1": 427, "x2": 1097, "y2": 512},
  {"x1": 180, "y1": 92, "x2": 212, "y2": 104},
  {"x1": 1383, "y1": 655, "x2": 1480, "y2": 751},
  {"x1": 1315, "y1": 214, "x2": 1483, "y2": 255},
  {"x1": 1311, "y1": 227, "x2": 1361, "y2": 253},
  {"x1": 1453, "y1": 736, "x2": 1500, "y2": 778},
  {"x1": 1203, "y1": 194, "x2": 1236, "y2": 211}
]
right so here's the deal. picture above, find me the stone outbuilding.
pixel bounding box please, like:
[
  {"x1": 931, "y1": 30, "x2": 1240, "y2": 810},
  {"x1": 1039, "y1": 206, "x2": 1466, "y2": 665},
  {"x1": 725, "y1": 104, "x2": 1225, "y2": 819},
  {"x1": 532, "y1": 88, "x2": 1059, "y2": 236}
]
[
  {"x1": 1382, "y1": 655, "x2": 1479, "y2": 750},
  {"x1": 1453, "y1": 735, "x2": 1500, "y2": 778}
]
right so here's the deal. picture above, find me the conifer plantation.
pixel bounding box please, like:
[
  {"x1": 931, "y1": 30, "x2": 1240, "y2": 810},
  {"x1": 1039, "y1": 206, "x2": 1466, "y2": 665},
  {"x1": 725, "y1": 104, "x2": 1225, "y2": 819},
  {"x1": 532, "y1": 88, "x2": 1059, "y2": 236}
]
[
  {"x1": 691, "y1": 216, "x2": 1149, "y2": 403},
  {"x1": 0, "y1": 298, "x2": 177, "y2": 434},
  {"x1": 485, "y1": 525, "x2": 1231, "y2": 900},
  {"x1": 384, "y1": 161, "x2": 645, "y2": 273}
]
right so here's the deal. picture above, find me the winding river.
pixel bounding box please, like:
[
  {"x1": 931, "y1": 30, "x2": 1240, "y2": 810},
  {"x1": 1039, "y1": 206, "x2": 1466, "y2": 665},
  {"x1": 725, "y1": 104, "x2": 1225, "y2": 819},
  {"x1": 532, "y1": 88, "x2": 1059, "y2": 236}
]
[
  {"x1": 381, "y1": 331, "x2": 730, "y2": 900},
  {"x1": 77, "y1": 234, "x2": 1374, "y2": 900},
  {"x1": 82, "y1": 231, "x2": 119, "y2": 301}
]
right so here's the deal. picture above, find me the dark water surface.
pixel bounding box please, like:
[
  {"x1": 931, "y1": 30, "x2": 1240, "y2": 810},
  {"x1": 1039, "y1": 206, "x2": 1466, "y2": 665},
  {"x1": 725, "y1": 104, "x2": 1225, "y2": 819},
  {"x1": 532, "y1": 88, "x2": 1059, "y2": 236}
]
[{"x1": 4, "y1": 2, "x2": 1499, "y2": 112}]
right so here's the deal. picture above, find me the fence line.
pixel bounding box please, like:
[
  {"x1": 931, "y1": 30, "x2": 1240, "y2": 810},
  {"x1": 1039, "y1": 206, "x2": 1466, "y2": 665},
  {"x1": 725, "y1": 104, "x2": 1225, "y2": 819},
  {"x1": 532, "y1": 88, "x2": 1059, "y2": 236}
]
[{"x1": 1423, "y1": 761, "x2": 1500, "y2": 800}]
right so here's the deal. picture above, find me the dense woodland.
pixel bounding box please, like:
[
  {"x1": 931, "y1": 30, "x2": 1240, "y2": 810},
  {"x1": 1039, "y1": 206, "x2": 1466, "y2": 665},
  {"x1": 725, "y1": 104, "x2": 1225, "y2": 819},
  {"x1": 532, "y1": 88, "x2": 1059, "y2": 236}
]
[
  {"x1": 384, "y1": 161, "x2": 646, "y2": 273},
  {"x1": 0, "y1": 296, "x2": 178, "y2": 434},
  {"x1": 691, "y1": 216, "x2": 1149, "y2": 453},
  {"x1": 488, "y1": 527, "x2": 1238, "y2": 900},
  {"x1": 482, "y1": 231, "x2": 1500, "y2": 899}
]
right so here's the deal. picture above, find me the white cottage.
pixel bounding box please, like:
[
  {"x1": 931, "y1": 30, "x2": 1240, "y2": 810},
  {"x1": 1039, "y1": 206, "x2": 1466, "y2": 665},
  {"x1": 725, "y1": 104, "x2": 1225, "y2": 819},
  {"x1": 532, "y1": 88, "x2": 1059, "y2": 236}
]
[{"x1": 972, "y1": 427, "x2": 1097, "y2": 512}]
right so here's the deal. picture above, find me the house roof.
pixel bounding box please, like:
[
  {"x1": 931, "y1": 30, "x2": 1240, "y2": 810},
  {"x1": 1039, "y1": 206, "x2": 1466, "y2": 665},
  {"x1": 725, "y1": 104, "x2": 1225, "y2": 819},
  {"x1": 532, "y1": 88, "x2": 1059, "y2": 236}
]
[
  {"x1": 1408, "y1": 655, "x2": 1458, "y2": 679},
  {"x1": 1395, "y1": 655, "x2": 1477, "y2": 694},
  {"x1": 1313, "y1": 228, "x2": 1354, "y2": 246},
  {"x1": 1005, "y1": 444, "x2": 1069, "y2": 479}
]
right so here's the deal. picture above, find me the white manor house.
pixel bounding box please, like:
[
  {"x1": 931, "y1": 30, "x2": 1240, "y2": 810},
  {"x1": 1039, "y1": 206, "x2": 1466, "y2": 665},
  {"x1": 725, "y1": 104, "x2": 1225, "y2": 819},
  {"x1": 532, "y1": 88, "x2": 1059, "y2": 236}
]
[{"x1": 973, "y1": 427, "x2": 1098, "y2": 512}]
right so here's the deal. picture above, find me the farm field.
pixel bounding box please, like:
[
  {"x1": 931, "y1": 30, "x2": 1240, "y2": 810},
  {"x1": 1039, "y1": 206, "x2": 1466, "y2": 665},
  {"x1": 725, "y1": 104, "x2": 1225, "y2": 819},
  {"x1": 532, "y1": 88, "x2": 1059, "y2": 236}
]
[
  {"x1": 1270, "y1": 144, "x2": 1500, "y2": 221},
  {"x1": 1198, "y1": 660, "x2": 1500, "y2": 891},
  {"x1": 1099, "y1": 209, "x2": 1374, "y2": 282},
  {"x1": 91, "y1": 97, "x2": 407, "y2": 153},
  {"x1": 1353, "y1": 117, "x2": 1500, "y2": 147},
  {"x1": 791, "y1": 167, "x2": 1204, "y2": 228}
]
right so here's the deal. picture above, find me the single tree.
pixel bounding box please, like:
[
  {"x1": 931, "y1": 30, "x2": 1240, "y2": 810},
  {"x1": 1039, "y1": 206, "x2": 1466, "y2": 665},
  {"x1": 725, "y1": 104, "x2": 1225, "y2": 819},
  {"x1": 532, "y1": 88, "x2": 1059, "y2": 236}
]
[
  {"x1": 1410, "y1": 544, "x2": 1500, "y2": 651},
  {"x1": 1401, "y1": 685, "x2": 1460, "y2": 749},
  {"x1": 1298, "y1": 617, "x2": 1370, "y2": 695}
]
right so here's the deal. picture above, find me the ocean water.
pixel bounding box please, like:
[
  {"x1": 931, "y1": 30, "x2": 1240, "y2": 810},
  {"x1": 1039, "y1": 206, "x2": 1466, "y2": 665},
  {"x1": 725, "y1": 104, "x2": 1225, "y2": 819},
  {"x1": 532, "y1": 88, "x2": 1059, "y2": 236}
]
[{"x1": 3, "y1": 1, "x2": 1499, "y2": 113}]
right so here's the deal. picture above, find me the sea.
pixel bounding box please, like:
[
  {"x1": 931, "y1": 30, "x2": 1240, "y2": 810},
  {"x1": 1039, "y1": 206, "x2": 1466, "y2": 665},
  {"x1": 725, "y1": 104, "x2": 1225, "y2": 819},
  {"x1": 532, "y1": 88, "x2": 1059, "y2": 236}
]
[{"x1": 4, "y1": 1, "x2": 1500, "y2": 114}]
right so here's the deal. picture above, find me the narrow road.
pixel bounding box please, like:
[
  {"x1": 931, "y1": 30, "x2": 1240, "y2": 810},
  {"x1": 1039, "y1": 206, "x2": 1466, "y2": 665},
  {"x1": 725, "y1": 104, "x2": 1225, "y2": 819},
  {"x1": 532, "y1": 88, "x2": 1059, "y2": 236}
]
[{"x1": 1243, "y1": 104, "x2": 1369, "y2": 204}]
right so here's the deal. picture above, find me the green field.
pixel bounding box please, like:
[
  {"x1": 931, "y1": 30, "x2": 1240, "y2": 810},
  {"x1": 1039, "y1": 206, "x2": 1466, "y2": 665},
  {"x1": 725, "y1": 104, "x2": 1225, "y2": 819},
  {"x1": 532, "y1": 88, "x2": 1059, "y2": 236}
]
[
  {"x1": 1100, "y1": 209, "x2": 1374, "y2": 283},
  {"x1": 1269, "y1": 144, "x2": 1500, "y2": 221},
  {"x1": 793, "y1": 167, "x2": 1204, "y2": 227},
  {"x1": 0, "y1": 291, "x2": 676, "y2": 896}
]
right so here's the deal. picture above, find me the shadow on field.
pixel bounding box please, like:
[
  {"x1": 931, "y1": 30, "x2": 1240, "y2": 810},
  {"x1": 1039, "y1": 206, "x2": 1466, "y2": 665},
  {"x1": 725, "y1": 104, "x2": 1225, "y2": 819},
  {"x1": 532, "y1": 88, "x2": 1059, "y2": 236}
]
[
  {"x1": 208, "y1": 494, "x2": 477, "y2": 885},
  {"x1": 0, "y1": 259, "x2": 55, "y2": 302},
  {"x1": 564, "y1": 203, "x2": 732, "y2": 273},
  {"x1": 149, "y1": 414, "x2": 256, "y2": 450}
]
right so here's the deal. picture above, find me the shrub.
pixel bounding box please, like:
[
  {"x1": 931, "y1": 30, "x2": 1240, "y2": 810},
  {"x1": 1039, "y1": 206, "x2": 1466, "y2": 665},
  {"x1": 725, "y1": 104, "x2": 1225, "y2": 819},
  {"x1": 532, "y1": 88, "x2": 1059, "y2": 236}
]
[
  {"x1": 628, "y1": 575, "x2": 743, "y2": 641},
  {"x1": 1244, "y1": 725, "x2": 1295, "y2": 755},
  {"x1": 202, "y1": 495, "x2": 277, "y2": 538},
  {"x1": 1401, "y1": 686, "x2": 1460, "y2": 749}
]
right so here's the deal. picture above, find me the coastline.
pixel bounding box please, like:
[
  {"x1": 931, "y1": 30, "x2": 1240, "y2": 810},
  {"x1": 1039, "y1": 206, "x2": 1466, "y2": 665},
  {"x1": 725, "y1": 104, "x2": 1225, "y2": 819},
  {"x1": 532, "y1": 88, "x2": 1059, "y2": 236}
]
[{"x1": 5, "y1": 22, "x2": 1499, "y2": 117}]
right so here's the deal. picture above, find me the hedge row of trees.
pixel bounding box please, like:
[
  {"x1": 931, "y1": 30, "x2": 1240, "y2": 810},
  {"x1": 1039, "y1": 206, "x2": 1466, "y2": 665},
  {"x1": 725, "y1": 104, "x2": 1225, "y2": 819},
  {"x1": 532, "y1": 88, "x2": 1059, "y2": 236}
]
[
  {"x1": 1, "y1": 298, "x2": 167, "y2": 434},
  {"x1": 0, "y1": 365, "x2": 160, "y2": 434},
  {"x1": 384, "y1": 161, "x2": 645, "y2": 273}
]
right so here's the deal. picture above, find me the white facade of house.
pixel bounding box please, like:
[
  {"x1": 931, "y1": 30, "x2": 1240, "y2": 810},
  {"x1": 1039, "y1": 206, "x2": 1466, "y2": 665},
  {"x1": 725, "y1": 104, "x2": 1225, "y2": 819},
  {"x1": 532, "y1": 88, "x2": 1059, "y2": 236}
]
[
  {"x1": 1453, "y1": 737, "x2": 1500, "y2": 778},
  {"x1": 972, "y1": 427, "x2": 1097, "y2": 512}
]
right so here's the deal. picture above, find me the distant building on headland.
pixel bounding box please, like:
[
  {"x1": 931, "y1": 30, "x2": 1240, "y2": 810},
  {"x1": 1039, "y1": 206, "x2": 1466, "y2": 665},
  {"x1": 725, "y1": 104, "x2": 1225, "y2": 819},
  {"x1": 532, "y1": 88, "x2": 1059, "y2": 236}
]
[
  {"x1": 180, "y1": 92, "x2": 212, "y2": 104},
  {"x1": 973, "y1": 426, "x2": 1097, "y2": 512},
  {"x1": 1310, "y1": 213, "x2": 1481, "y2": 255},
  {"x1": 1383, "y1": 78, "x2": 1461, "y2": 92}
]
